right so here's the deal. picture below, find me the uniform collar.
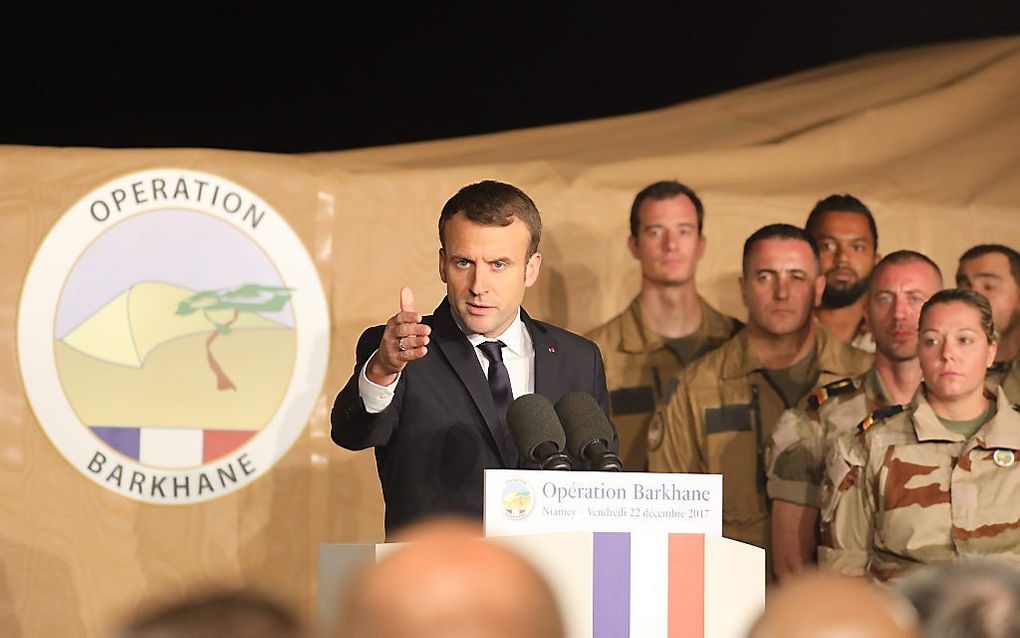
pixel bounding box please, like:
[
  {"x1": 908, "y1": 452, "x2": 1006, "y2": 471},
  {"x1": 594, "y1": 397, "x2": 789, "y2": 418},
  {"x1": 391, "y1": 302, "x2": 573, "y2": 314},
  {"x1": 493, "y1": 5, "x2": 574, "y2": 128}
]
[
  {"x1": 719, "y1": 320, "x2": 852, "y2": 380},
  {"x1": 974, "y1": 387, "x2": 1020, "y2": 451},
  {"x1": 619, "y1": 297, "x2": 660, "y2": 354},
  {"x1": 619, "y1": 295, "x2": 732, "y2": 354},
  {"x1": 862, "y1": 366, "x2": 894, "y2": 408},
  {"x1": 911, "y1": 386, "x2": 1020, "y2": 449},
  {"x1": 909, "y1": 387, "x2": 959, "y2": 442}
]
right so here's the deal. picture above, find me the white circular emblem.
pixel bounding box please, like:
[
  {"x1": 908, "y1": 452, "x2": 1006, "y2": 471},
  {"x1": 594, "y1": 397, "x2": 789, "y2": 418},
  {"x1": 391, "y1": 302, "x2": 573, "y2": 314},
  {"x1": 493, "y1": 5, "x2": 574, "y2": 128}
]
[
  {"x1": 993, "y1": 449, "x2": 1015, "y2": 468},
  {"x1": 18, "y1": 169, "x2": 329, "y2": 504},
  {"x1": 501, "y1": 479, "x2": 535, "y2": 520}
]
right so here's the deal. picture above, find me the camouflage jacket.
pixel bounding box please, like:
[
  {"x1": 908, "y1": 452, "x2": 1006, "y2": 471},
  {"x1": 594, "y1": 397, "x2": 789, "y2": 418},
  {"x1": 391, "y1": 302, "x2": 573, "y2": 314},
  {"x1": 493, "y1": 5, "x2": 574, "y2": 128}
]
[
  {"x1": 986, "y1": 357, "x2": 1020, "y2": 404},
  {"x1": 586, "y1": 295, "x2": 740, "y2": 471},
  {"x1": 849, "y1": 319, "x2": 875, "y2": 354},
  {"x1": 647, "y1": 323, "x2": 872, "y2": 568},
  {"x1": 820, "y1": 386, "x2": 1020, "y2": 581},
  {"x1": 766, "y1": 367, "x2": 894, "y2": 508}
]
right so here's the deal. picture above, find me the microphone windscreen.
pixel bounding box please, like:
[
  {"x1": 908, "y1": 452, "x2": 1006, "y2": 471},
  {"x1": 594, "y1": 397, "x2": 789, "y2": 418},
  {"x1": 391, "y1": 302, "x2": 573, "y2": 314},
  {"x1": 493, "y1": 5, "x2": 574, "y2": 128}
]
[
  {"x1": 554, "y1": 391, "x2": 614, "y2": 458},
  {"x1": 506, "y1": 394, "x2": 566, "y2": 458}
]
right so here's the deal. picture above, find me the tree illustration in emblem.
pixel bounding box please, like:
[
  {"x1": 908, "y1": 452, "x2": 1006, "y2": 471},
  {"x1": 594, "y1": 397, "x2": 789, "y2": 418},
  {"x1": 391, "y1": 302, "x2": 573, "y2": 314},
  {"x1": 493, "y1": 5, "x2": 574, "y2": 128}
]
[{"x1": 175, "y1": 284, "x2": 294, "y2": 391}]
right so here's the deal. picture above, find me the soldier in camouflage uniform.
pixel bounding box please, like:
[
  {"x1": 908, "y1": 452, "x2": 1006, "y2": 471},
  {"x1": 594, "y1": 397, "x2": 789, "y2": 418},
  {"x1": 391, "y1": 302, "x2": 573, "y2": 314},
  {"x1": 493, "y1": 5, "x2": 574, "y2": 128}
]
[
  {"x1": 997, "y1": 355, "x2": 1020, "y2": 403},
  {"x1": 648, "y1": 224, "x2": 872, "y2": 579},
  {"x1": 587, "y1": 181, "x2": 742, "y2": 470},
  {"x1": 957, "y1": 244, "x2": 1020, "y2": 402},
  {"x1": 805, "y1": 194, "x2": 881, "y2": 353},
  {"x1": 822, "y1": 289, "x2": 1020, "y2": 581},
  {"x1": 766, "y1": 251, "x2": 944, "y2": 581}
]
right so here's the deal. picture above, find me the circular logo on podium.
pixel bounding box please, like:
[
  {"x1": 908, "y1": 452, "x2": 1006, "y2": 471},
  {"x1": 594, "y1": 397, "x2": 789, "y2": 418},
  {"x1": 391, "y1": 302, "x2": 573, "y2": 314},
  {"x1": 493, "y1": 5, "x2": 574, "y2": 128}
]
[
  {"x1": 18, "y1": 169, "x2": 329, "y2": 504},
  {"x1": 501, "y1": 479, "x2": 535, "y2": 520}
]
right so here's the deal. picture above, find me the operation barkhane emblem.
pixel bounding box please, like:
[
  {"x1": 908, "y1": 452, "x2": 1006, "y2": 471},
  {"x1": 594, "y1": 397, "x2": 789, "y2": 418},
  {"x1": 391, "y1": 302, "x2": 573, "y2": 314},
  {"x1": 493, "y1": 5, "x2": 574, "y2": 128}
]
[
  {"x1": 501, "y1": 479, "x2": 535, "y2": 520},
  {"x1": 18, "y1": 169, "x2": 329, "y2": 504}
]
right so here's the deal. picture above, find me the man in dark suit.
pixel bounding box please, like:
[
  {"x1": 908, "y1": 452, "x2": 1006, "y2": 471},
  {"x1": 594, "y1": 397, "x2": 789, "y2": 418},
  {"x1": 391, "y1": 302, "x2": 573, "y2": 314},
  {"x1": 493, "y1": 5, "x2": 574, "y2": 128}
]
[{"x1": 332, "y1": 180, "x2": 610, "y2": 536}]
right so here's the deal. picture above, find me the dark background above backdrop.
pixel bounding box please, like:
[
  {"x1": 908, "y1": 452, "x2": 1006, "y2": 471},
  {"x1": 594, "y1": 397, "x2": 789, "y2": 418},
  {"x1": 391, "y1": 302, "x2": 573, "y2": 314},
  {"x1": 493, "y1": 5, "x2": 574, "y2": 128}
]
[{"x1": 3, "y1": 3, "x2": 1019, "y2": 153}]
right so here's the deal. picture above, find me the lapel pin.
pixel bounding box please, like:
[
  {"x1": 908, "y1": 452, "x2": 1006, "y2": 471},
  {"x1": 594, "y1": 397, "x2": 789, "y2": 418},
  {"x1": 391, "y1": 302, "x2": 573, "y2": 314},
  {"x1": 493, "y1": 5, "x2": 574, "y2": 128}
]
[{"x1": 548, "y1": 347, "x2": 556, "y2": 353}]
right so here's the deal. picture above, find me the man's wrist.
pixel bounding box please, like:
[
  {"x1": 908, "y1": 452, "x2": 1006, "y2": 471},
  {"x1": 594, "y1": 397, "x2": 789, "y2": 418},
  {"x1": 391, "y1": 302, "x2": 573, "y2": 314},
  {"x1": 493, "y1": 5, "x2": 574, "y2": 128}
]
[{"x1": 366, "y1": 356, "x2": 399, "y2": 387}]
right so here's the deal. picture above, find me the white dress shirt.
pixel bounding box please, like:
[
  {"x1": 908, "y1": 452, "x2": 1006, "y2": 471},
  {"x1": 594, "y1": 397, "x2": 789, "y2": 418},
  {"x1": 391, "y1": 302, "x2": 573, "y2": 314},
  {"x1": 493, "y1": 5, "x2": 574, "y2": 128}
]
[{"x1": 359, "y1": 308, "x2": 536, "y2": 413}]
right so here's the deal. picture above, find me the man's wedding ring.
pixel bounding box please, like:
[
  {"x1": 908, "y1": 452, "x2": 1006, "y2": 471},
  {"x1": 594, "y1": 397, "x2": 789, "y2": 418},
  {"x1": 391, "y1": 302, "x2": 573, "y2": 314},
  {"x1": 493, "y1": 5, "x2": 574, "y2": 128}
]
[{"x1": 398, "y1": 337, "x2": 408, "y2": 351}]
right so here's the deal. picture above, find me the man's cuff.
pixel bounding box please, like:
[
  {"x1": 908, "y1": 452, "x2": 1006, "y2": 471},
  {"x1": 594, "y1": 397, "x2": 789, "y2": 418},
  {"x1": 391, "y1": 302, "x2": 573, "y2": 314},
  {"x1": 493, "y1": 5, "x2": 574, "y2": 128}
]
[
  {"x1": 358, "y1": 351, "x2": 400, "y2": 414},
  {"x1": 767, "y1": 478, "x2": 820, "y2": 508}
]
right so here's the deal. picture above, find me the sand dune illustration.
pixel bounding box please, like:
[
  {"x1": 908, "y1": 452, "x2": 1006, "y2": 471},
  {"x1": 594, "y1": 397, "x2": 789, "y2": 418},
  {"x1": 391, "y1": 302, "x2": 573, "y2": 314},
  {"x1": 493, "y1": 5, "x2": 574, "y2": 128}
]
[
  {"x1": 55, "y1": 328, "x2": 296, "y2": 428},
  {"x1": 61, "y1": 282, "x2": 283, "y2": 367}
]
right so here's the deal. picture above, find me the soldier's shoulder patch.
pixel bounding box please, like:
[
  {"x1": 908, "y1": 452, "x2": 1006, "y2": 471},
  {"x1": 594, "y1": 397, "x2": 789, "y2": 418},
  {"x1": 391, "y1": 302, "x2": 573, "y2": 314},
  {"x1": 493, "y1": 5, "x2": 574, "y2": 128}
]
[
  {"x1": 857, "y1": 404, "x2": 906, "y2": 433},
  {"x1": 807, "y1": 378, "x2": 857, "y2": 411}
]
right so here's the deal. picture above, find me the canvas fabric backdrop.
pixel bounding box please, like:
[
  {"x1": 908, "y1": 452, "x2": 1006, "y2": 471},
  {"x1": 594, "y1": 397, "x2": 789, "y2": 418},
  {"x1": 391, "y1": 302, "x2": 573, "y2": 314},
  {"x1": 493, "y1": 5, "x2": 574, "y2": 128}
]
[{"x1": 0, "y1": 36, "x2": 1017, "y2": 636}]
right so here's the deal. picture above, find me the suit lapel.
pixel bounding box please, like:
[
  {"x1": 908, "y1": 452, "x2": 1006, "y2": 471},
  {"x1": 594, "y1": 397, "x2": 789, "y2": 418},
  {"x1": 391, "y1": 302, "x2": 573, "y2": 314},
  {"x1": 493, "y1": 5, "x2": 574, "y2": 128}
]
[
  {"x1": 525, "y1": 308, "x2": 562, "y2": 400},
  {"x1": 432, "y1": 299, "x2": 518, "y2": 467}
]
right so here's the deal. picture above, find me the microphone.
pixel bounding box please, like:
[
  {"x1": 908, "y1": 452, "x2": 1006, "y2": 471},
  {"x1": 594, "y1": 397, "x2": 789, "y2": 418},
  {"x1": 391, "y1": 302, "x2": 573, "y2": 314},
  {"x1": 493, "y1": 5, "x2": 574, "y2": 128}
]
[
  {"x1": 555, "y1": 391, "x2": 623, "y2": 472},
  {"x1": 506, "y1": 394, "x2": 573, "y2": 470}
]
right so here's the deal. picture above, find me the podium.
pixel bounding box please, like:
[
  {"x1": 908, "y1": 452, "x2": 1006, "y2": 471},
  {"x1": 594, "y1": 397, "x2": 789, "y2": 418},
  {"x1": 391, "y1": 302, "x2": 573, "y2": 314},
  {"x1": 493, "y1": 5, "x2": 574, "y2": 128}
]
[{"x1": 319, "y1": 472, "x2": 764, "y2": 637}]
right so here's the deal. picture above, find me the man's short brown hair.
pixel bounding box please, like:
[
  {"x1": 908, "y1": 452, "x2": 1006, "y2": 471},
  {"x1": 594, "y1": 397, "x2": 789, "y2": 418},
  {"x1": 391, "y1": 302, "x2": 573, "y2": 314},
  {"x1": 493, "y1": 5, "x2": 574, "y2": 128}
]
[{"x1": 439, "y1": 180, "x2": 542, "y2": 257}]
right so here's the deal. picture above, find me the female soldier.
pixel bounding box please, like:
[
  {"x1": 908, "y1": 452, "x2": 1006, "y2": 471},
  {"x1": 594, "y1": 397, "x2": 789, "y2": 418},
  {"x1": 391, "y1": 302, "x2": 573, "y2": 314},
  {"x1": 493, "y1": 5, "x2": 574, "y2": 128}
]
[{"x1": 820, "y1": 288, "x2": 1020, "y2": 581}]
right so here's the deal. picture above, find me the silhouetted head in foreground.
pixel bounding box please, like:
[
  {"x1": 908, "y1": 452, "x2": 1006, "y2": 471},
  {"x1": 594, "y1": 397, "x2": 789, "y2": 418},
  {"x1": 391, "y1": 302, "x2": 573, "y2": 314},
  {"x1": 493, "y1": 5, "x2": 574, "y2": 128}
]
[
  {"x1": 748, "y1": 571, "x2": 917, "y2": 638},
  {"x1": 116, "y1": 589, "x2": 302, "y2": 638},
  {"x1": 337, "y1": 517, "x2": 563, "y2": 638},
  {"x1": 897, "y1": 561, "x2": 1020, "y2": 638}
]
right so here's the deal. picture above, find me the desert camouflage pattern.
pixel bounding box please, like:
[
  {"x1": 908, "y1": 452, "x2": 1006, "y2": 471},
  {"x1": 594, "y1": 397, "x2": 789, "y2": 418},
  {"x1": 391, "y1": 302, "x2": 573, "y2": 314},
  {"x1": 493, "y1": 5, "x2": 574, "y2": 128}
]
[
  {"x1": 820, "y1": 386, "x2": 1020, "y2": 581},
  {"x1": 986, "y1": 356, "x2": 1020, "y2": 403},
  {"x1": 849, "y1": 319, "x2": 876, "y2": 354},
  {"x1": 647, "y1": 323, "x2": 872, "y2": 568},
  {"x1": 586, "y1": 296, "x2": 740, "y2": 470},
  {"x1": 766, "y1": 367, "x2": 894, "y2": 508}
]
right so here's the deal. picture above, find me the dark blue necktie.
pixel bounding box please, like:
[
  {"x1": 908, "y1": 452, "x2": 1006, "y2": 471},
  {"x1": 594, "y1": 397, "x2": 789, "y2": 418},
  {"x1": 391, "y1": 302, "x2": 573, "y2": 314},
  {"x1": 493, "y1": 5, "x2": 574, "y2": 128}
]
[{"x1": 477, "y1": 340, "x2": 520, "y2": 467}]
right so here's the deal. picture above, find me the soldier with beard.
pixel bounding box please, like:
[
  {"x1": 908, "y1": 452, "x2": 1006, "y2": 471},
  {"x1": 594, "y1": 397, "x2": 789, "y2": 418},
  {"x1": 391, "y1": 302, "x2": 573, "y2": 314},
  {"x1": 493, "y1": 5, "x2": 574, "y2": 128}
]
[{"x1": 805, "y1": 195, "x2": 880, "y2": 353}]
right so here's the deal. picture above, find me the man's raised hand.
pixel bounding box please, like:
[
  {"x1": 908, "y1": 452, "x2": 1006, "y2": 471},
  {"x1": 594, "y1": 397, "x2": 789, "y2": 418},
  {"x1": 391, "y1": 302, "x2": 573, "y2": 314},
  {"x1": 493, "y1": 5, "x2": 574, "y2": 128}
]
[{"x1": 366, "y1": 287, "x2": 431, "y2": 386}]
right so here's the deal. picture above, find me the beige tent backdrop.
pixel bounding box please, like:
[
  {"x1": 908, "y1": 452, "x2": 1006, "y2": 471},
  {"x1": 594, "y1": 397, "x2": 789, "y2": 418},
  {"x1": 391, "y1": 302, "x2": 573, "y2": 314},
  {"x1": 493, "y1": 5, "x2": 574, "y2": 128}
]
[{"x1": 1, "y1": 36, "x2": 1018, "y2": 636}]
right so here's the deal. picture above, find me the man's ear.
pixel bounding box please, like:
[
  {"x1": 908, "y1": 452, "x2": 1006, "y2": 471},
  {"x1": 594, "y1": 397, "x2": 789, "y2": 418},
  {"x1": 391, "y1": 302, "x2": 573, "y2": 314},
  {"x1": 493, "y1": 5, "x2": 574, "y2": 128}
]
[
  {"x1": 627, "y1": 235, "x2": 639, "y2": 259},
  {"x1": 524, "y1": 252, "x2": 542, "y2": 288},
  {"x1": 438, "y1": 248, "x2": 447, "y2": 284},
  {"x1": 813, "y1": 273, "x2": 825, "y2": 308}
]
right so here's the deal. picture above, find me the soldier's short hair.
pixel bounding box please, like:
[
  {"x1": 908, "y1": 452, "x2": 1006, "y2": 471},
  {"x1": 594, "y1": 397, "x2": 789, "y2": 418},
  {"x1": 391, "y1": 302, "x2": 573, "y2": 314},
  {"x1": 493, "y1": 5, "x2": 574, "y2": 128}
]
[
  {"x1": 920, "y1": 288, "x2": 997, "y2": 343},
  {"x1": 439, "y1": 180, "x2": 542, "y2": 258},
  {"x1": 898, "y1": 561, "x2": 1020, "y2": 638},
  {"x1": 957, "y1": 244, "x2": 1020, "y2": 288},
  {"x1": 742, "y1": 223, "x2": 820, "y2": 276},
  {"x1": 871, "y1": 250, "x2": 944, "y2": 284},
  {"x1": 629, "y1": 180, "x2": 705, "y2": 237},
  {"x1": 805, "y1": 194, "x2": 878, "y2": 250}
]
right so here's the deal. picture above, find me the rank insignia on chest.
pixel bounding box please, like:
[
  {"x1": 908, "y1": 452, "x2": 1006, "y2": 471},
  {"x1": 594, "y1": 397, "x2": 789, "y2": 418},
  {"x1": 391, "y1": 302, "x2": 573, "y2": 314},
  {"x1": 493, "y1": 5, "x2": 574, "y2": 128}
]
[{"x1": 993, "y1": 449, "x2": 1016, "y2": 468}]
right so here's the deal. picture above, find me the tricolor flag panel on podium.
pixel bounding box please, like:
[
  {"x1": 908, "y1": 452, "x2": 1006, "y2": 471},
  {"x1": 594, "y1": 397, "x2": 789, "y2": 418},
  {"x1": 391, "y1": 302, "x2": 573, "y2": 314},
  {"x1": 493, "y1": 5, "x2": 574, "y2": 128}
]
[{"x1": 500, "y1": 531, "x2": 765, "y2": 638}]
